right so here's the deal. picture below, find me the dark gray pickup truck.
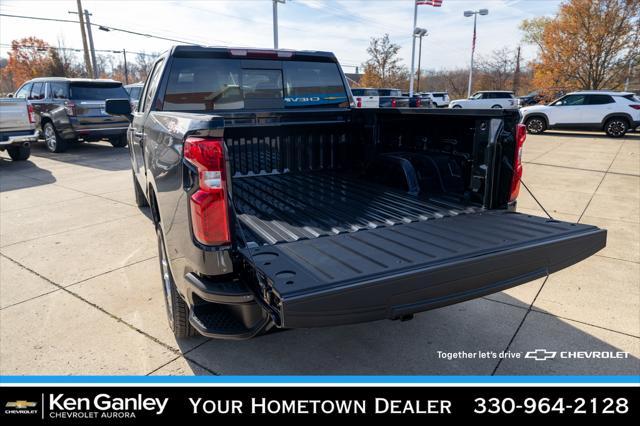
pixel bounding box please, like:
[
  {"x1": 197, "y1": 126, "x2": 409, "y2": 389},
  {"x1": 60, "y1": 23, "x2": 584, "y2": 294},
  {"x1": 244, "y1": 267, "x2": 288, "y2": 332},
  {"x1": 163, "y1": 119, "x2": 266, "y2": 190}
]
[{"x1": 106, "y1": 46, "x2": 606, "y2": 340}]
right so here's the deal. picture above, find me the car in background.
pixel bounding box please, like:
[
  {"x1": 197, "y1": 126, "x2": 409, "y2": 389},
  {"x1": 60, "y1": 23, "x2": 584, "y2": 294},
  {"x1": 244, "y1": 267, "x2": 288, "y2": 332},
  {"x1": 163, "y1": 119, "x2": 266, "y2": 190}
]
[
  {"x1": 449, "y1": 91, "x2": 518, "y2": 109},
  {"x1": 124, "y1": 82, "x2": 144, "y2": 110},
  {"x1": 13, "y1": 77, "x2": 131, "y2": 153},
  {"x1": 402, "y1": 92, "x2": 435, "y2": 108},
  {"x1": 518, "y1": 91, "x2": 544, "y2": 107},
  {"x1": 0, "y1": 97, "x2": 37, "y2": 161},
  {"x1": 352, "y1": 88, "x2": 410, "y2": 108},
  {"x1": 520, "y1": 91, "x2": 640, "y2": 138},
  {"x1": 376, "y1": 88, "x2": 410, "y2": 108},
  {"x1": 351, "y1": 88, "x2": 379, "y2": 108},
  {"x1": 421, "y1": 91, "x2": 449, "y2": 108}
]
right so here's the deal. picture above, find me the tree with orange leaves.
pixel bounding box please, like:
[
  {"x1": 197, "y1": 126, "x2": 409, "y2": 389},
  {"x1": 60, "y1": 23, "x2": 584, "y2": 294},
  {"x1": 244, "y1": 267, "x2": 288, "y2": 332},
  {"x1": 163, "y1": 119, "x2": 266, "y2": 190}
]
[
  {"x1": 2, "y1": 37, "x2": 54, "y2": 90},
  {"x1": 522, "y1": 0, "x2": 639, "y2": 91}
]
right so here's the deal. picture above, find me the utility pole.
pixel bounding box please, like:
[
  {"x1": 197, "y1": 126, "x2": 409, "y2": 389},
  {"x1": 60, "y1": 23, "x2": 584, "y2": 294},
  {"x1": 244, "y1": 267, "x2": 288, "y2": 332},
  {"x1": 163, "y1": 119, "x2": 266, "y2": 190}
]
[
  {"x1": 272, "y1": 0, "x2": 285, "y2": 49},
  {"x1": 513, "y1": 45, "x2": 521, "y2": 94},
  {"x1": 84, "y1": 10, "x2": 98, "y2": 78},
  {"x1": 74, "y1": 0, "x2": 92, "y2": 77},
  {"x1": 122, "y1": 49, "x2": 129, "y2": 84},
  {"x1": 624, "y1": 58, "x2": 633, "y2": 91}
]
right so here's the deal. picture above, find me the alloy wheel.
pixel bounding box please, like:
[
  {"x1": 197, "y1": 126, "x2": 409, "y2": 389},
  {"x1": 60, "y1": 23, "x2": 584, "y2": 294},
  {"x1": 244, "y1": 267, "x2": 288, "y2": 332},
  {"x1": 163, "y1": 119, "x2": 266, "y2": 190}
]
[
  {"x1": 527, "y1": 119, "x2": 544, "y2": 134},
  {"x1": 44, "y1": 125, "x2": 56, "y2": 151},
  {"x1": 607, "y1": 120, "x2": 626, "y2": 137}
]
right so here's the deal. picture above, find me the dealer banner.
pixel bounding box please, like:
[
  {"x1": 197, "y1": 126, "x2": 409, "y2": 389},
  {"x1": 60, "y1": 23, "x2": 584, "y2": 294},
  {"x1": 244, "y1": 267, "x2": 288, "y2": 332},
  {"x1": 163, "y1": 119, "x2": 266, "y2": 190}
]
[{"x1": 0, "y1": 386, "x2": 636, "y2": 422}]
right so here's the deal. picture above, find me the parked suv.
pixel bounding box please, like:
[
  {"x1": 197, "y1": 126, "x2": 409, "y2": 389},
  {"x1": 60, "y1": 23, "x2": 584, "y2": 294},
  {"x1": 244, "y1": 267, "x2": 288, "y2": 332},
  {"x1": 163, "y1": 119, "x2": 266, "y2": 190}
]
[
  {"x1": 449, "y1": 91, "x2": 518, "y2": 109},
  {"x1": 421, "y1": 91, "x2": 449, "y2": 107},
  {"x1": 13, "y1": 77, "x2": 130, "y2": 152},
  {"x1": 520, "y1": 91, "x2": 640, "y2": 138}
]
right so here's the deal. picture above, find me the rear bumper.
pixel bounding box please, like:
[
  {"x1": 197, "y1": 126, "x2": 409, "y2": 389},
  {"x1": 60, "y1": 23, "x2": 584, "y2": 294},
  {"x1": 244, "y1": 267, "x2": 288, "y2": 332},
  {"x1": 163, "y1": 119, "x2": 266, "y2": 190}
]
[
  {"x1": 182, "y1": 273, "x2": 269, "y2": 339},
  {"x1": 63, "y1": 118, "x2": 128, "y2": 140},
  {"x1": 0, "y1": 130, "x2": 38, "y2": 147},
  {"x1": 72, "y1": 126, "x2": 128, "y2": 140}
]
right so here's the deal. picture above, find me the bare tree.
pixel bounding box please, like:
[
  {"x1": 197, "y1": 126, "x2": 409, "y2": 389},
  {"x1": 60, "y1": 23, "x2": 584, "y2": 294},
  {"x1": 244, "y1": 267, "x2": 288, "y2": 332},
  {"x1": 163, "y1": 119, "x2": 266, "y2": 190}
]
[{"x1": 477, "y1": 47, "x2": 517, "y2": 90}]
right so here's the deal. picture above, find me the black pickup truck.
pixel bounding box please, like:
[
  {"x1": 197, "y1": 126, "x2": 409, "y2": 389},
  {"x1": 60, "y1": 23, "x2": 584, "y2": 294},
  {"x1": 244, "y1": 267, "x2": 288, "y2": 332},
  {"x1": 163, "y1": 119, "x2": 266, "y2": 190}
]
[{"x1": 106, "y1": 46, "x2": 606, "y2": 340}]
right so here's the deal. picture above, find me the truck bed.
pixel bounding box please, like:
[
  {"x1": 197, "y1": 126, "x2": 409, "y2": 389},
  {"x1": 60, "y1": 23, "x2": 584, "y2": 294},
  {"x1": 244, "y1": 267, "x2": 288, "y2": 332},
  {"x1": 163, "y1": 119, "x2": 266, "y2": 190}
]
[{"x1": 232, "y1": 171, "x2": 478, "y2": 246}]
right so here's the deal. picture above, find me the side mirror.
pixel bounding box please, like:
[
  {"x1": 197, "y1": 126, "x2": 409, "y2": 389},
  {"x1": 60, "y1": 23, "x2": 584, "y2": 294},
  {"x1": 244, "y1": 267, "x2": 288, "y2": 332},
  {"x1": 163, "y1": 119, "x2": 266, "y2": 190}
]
[
  {"x1": 105, "y1": 98, "x2": 132, "y2": 122},
  {"x1": 7, "y1": 93, "x2": 13, "y2": 98}
]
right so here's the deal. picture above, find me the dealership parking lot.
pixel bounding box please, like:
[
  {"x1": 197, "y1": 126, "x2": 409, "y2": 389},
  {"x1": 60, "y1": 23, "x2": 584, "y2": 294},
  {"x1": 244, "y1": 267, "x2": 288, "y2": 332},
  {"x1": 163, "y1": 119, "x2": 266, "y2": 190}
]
[{"x1": 0, "y1": 131, "x2": 638, "y2": 376}]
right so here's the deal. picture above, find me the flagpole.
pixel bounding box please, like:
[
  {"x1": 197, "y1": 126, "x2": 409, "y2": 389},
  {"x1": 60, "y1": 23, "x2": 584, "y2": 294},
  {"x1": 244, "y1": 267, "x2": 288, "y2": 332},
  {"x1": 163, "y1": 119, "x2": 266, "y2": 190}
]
[{"x1": 409, "y1": 0, "x2": 418, "y2": 97}]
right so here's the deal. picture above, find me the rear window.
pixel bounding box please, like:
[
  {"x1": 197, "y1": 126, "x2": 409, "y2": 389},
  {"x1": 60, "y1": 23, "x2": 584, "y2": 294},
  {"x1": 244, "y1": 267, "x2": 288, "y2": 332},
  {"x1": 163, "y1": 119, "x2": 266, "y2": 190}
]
[
  {"x1": 69, "y1": 83, "x2": 128, "y2": 100},
  {"x1": 377, "y1": 89, "x2": 402, "y2": 96},
  {"x1": 352, "y1": 89, "x2": 378, "y2": 96},
  {"x1": 127, "y1": 86, "x2": 142, "y2": 100},
  {"x1": 620, "y1": 94, "x2": 640, "y2": 102},
  {"x1": 163, "y1": 58, "x2": 348, "y2": 111}
]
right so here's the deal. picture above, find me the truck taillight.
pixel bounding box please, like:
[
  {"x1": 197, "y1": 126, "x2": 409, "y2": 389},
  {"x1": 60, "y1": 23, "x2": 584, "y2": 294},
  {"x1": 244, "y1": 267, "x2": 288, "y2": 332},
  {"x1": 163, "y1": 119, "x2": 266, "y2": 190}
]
[
  {"x1": 64, "y1": 101, "x2": 76, "y2": 116},
  {"x1": 356, "y1": 97, "x2": 362, "y2": 108},
  {"x1": 509, "y1": 124, "x2": 526, "y2": 202},
  {"x1": 27, "y1": 103, "x2": 35, "y2": 123},
  {"x1": 184, "y1": 136, "x2": 231, "y2": 246},
  {"x1": 391, "y1": 99, "x2": 397, "y2": 108},
  {"x1": 416, "y1": 98, "x2": 421, "y2": 108}
]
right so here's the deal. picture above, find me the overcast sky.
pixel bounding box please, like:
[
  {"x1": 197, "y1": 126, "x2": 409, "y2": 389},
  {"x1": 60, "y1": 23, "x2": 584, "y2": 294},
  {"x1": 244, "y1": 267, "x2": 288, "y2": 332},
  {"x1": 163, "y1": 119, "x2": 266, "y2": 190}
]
[{"x1": 0, "y1": 0, "x2": 562, "y2": 72}]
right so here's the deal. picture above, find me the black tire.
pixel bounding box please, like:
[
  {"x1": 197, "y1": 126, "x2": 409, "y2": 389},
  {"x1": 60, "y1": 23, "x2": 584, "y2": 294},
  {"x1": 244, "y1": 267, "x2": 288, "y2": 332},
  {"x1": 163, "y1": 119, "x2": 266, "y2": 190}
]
[
  {"x1": 132, "y1": 172, "x2": 149, "y2": 207},
  {"x1": 43, "y1": 122, "x2": 68, "y2": 153},
  {"x1": 525, "y1": 116, "x2": 547, "y2": 134},
  {"x1": 452, "y1": 105, "x2": 462, "y2": 109},
  {"x1": 604, "y1": 117, "x2": 628, "y2": 138},
  {"x1": 110, "y1": 135, "x2": 128, "y2": 148},
  {"x1": 157, "y1": 226, "x2": 197, "y2": 338},
  {"x1": 491, "y1": 104, "x2": 503, "y2": 109},
  {"x1": 7, "y1": 145, "x2": 30, "y2": 161}
]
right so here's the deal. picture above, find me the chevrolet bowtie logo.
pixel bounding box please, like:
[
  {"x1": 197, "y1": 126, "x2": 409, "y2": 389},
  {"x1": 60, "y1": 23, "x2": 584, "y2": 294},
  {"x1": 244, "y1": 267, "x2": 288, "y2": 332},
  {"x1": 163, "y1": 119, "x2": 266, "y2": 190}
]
[
  {"x1": 525, "y1": 349, "x2": 557, "y2": 361},
  {"x1": 5, "y1": 400, "x2": 37, "y2": 409}
]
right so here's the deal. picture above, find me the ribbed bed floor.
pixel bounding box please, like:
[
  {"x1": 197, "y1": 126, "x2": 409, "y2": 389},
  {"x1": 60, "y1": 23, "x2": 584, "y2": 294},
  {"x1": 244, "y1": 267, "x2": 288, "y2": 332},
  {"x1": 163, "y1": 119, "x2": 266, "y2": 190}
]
[{"x1": 232, "y1": 171, "x2": 479, "y2": 245}]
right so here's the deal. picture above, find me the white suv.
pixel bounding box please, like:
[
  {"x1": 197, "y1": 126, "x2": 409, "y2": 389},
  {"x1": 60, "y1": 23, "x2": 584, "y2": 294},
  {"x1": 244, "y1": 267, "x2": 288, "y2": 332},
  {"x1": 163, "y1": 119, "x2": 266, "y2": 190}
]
[
  {"x1": 520, "y1": 91, "x2": 640, "y2": 138},
  {"x1": 421, "y1": 91, "x2": 449, "y2": 107},
  {"x1": 449, "y1": 91, "x2": 517, "y2": 109}
]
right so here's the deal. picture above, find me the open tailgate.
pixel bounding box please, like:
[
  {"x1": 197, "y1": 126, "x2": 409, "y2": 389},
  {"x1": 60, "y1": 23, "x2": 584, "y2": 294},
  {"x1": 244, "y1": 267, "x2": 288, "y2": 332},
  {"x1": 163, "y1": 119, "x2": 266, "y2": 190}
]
[{"x1": 240, "y1": 211, "x2": 605, "y2": 328}]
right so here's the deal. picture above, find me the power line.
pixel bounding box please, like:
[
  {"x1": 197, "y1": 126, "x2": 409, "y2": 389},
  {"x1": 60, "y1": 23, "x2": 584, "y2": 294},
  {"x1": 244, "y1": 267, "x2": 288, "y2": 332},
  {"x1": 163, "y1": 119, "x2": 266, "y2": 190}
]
[
  {"x1": 0, "y1": 13, "x2": 200, "y2": 46},
  {"x1": 0, "y1": 43, "x2": 158, "y2": 57}
]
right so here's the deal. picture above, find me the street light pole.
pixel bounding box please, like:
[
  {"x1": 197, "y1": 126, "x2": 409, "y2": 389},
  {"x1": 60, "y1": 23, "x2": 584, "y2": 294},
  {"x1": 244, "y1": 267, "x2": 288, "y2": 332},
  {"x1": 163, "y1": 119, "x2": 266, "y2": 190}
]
[
  {"x1": 414, "y1": 28, "x2": 427, "y2": 93},
  {"x1": 273, "y1": 0, "x2": 285, "y2": 49},
  {"x1": 464, "y1": 9, "x2": 488, "y2": 98},
  {"x1": 467, "y1": 12, "x2": 476, "y2": 98}
]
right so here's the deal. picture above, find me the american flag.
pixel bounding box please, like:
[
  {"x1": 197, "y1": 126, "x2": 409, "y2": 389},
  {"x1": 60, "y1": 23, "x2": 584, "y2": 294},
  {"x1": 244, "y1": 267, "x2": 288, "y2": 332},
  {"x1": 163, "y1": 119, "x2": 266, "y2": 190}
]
[{"x1": 416, "y1": 0, "x2": 443, "y2": 6}]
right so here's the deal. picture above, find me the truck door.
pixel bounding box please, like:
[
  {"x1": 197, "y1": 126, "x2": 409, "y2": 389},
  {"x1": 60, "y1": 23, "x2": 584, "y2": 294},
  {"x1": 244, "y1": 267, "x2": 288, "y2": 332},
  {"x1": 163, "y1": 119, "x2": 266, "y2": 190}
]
[{"x1": 131, "y1": 59, "x2": 165, "y2": 184}]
